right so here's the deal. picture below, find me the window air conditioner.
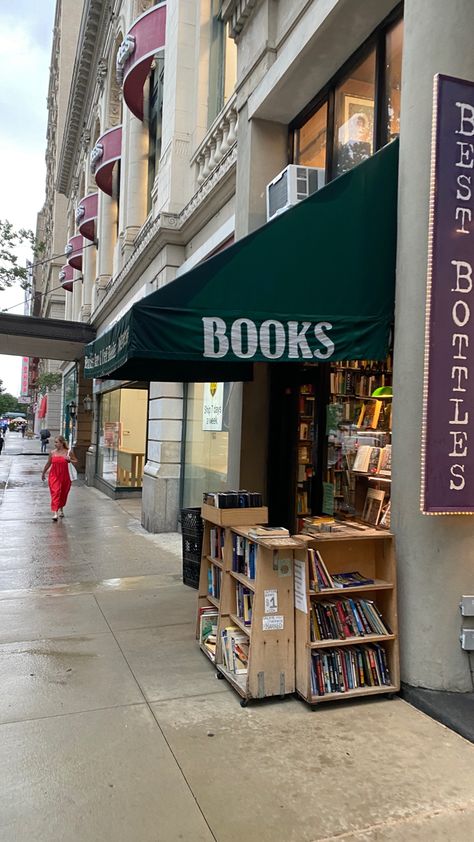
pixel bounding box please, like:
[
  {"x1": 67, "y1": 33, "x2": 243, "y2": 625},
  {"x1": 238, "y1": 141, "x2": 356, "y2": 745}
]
[{"x1": 266, "y1": 165, "x2": 326, "y2": 221}]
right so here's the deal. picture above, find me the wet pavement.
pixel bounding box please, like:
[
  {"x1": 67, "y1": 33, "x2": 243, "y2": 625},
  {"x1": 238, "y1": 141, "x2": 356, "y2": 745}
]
[{"x1": 1, "y1": 432, "x2": 474, "y2": 841}]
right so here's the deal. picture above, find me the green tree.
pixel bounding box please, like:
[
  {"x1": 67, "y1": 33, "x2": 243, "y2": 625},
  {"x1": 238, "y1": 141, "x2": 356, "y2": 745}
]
[
  {"x1": 0, "y1": 219, "x2": 43, "y2": 292},
  {"x1": 0, "y1": 392, "x2": 21, "y2": 415}
]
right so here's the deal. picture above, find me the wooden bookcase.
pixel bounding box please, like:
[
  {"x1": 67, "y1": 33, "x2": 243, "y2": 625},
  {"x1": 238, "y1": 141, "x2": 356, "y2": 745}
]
[
  {"x1": 295, "y1": 531, "x2": 399, "y2": 705},
  {"x1": 197, "y1": 506, "x2": 305, "y2": 705}
]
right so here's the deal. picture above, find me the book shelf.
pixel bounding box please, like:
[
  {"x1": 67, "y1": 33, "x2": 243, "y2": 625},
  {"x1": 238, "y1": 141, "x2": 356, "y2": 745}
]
[
  {"x1": 296, "y1": 383, "x2": 317, "y2": 532},
  {"x1": 325, "y1": 359, "x2": 392, "y2": 520},
  {"x1": 197, "y1": 506, "x2": 305, "y2": 705},
  {"x1": 294, "y1": 531, "x2": 399, "y2": 705}
]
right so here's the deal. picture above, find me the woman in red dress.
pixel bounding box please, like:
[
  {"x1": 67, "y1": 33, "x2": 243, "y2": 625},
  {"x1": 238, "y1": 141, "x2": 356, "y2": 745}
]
[{"x1": 41, "y1": 436, "x2": 78, "y2": 521}]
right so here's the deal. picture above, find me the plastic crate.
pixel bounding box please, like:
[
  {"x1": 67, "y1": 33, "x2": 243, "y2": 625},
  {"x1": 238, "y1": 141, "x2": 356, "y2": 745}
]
[
  {"x1": 181, "y1": 507, "x2": 204, "y2": 589},
  {"x1": 181, "y1": 507, "x2": 204, "y2": 535},
  {"x1": 182, "y1": 552, "x2": 201, "y2": 589}
]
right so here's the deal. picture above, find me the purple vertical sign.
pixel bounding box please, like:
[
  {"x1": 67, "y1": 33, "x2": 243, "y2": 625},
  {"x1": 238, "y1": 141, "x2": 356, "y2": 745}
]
[{"x1": 422, "y1": 74, "x2": 474, "y2": 514}]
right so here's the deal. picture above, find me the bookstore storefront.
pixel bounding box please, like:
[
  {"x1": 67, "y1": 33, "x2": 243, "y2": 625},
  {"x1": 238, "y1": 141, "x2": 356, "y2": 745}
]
[{"x1": 95, "y1": 384, "x2": 148, "y2": 492}]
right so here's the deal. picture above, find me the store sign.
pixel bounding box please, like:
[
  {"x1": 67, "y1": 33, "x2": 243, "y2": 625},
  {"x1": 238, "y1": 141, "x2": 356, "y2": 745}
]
[
  {"x1": 422, "y1": 74, "x2": 474, "y2": 513},
  {"x1": 202, "y1": 382, "x2": 224, "y2": 431}
]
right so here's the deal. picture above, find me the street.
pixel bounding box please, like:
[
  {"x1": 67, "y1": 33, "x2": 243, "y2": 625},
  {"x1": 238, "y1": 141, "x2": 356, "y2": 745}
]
[{"x1": 0, "y1": 432, "x2": 474, "y2": 841}]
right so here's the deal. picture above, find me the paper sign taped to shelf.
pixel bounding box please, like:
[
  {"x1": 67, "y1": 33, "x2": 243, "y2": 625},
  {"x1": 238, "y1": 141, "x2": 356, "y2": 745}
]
[
  {"x1": 264, "y1": 589, "x2": 278, "y2": 613},
  {"x1": 262, "y1": 615, "x2": 284, "y2": 631},
  {"x1": 294, "y1": 559, "x2": 307, "y2": 613}
]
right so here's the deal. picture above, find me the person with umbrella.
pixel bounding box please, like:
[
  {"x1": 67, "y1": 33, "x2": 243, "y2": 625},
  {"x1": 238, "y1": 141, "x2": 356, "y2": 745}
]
[{"x1": 40, "y1": 428, "x2": 51, "y2": 454}]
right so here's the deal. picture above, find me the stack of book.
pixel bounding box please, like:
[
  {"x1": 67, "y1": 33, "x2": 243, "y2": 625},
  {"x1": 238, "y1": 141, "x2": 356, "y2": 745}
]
[
  {"x1": 232, "y1": 535, "x2": 257, "y2": 578},
  {"x1": 247, "y1": 526, "x2": 289, "y2": 539},
  {"x1": 203, "y1": 491, "x2": 263, "y2": 508},
  {"x1": 199, "y1": 607, "x2": 219, "y2": 661},
  {"x1": 207, "y1": 564, "x2": 222, "y2": 599},
  {"x1": 221, "y1": 626, "x2": 249, "y2": 675},
  {"x1": 209, "y1": 526, "x2": 225, "y2": 560},
  {"x1": 235, "y1": 583, "x2": 253, "y2": 625},
  {"x1": 310, "y1": 644, "x2": 391, "y2": 695},
  {"x1": 310, "y1": 597, "x2": 391, "y2": 641},
  {"x1": 309, "y1": 548, "x2": 375, "y2": 592}
]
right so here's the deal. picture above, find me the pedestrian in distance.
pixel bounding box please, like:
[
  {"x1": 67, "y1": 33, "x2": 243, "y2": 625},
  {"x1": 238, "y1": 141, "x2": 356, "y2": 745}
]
[
  {"x1": 0, "y1": 433, "x2": 4, "y2": 456},
  {"x1": 41, "y1": 435, "x2": 78, "y2": 521},
  {"x1": 21, "y1": 420, "x2": 27, "y2": 438},
  {"x1": 39, "y1": 428, "x2": 51, "y2": 454}
]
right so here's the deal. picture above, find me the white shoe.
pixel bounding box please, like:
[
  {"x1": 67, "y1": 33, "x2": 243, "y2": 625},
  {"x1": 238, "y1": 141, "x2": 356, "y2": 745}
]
[
  {"x1": 59, "y1": 509, "x2": 64, "y2": 518},
  {"x1": 52, "y1": 513, "x2": 58, "y2": 521}
]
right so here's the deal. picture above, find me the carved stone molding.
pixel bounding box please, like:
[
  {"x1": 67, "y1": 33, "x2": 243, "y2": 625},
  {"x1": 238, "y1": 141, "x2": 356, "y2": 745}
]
[
  {"x1": 221, "y1": 0, "x2": 259, "y2": 40},
  {"x1": 97, "y1": 57, "x2": 108, "y2": 89}
]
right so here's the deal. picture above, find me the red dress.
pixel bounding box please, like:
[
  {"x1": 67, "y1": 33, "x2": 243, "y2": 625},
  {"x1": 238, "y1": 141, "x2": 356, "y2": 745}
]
[{"x1": 48, "y1": 454, "x2": 71, "y2": 511}]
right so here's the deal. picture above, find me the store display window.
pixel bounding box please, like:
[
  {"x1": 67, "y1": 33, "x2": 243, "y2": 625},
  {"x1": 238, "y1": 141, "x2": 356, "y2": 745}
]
[{"x1": 96, "y1": 387, "x2": 147, "y2": 489}]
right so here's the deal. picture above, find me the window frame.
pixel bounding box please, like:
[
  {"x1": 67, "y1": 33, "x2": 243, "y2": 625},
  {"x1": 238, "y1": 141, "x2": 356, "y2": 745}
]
[{"x1": 289, "y1": 3, "x2": 403, "y2": 182}]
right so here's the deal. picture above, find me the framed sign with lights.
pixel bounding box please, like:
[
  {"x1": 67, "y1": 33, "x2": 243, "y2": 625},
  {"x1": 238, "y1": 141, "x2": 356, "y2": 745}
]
[{"x1": 421, "y1": 74, "x2": 474, "y2": 514}]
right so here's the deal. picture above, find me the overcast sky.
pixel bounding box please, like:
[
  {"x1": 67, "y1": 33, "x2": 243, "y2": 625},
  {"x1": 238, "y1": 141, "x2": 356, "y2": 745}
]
[{"x1": 0, "y1": 0, "x2": 56, "y2": 395}]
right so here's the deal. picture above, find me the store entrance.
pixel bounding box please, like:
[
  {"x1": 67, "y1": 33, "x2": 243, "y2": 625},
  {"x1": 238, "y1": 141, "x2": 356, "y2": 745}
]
[
  {"x1": 267, "y1": 364, "x2": 328, "y2": 533},
  {"x1": 267, "y1": 358, "x2": 393, "y2": 534}
]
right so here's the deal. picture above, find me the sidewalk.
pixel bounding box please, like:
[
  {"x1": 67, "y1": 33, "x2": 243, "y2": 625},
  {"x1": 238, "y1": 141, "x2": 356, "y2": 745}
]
[{"x1": 1, "y1": 433, "x2": 474, "y2": 841}]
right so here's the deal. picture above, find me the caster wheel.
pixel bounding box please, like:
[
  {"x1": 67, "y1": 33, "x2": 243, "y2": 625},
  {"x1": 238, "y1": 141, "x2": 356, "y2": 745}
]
[
  {"x1": 216, "y1": 672, "x2": 225, "y2": 680},
  {"x1": 386, "y1": 693, "x2": 395, "y2": 700},
  {"x1": 240, "y1": 699, "x2": 249, "y2": 708}
]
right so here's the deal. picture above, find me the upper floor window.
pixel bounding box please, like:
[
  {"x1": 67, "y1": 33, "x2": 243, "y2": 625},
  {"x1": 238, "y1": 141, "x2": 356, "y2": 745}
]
[
  {"x1": 148, "y1": 56, "x2": 165, "y2": 211},
  {"x1": 292, "y1": 13, "x2": 403, "y2": 181},
  {"x1": 208, "y1": 0, "x2": 237, "y2": 127}
]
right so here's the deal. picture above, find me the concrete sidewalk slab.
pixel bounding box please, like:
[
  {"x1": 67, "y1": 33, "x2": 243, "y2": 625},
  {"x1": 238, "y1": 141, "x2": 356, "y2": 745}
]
[
  {"x1": 0, "y1": 632, "x2": 145, "y2": 724},
  {"x1": 152, "y1": 692, "x2": 474, "y2": 842},
  {"x1": 0, "y1": 593, "x2": 109, "y2": 643},
  {"x1": 0, "y1": 704, "x2": 214, "y2": 842},
  {"x1": 95, "y1": 584, "x2": 197, "y2": 631},
  {"x1": 116, "y1": 623, "x2": 227, "y2": 702}
]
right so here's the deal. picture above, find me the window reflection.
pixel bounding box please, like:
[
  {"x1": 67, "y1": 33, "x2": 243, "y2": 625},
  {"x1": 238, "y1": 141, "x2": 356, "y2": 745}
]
[
  {"x1": 385, "y1": 19, "x2": 403, "y2": 142},
  {"x1": 294, "y1": 102, "x2": 327, "y2": 170},
  {"x1": 333, "y1": 50, "x2": 376, "y2": 177},
  {"x1": 97, "y1": 388, "x2": 147, "y2": 489}
]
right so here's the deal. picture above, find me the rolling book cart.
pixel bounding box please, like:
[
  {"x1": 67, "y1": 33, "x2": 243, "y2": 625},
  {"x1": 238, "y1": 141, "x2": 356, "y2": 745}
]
[
  {"x1": 294, "y1": 530, "x2": 399, "y2": 706},
  {"x1": 197, "y1": 504, "x2": 305, "y2": 705}
]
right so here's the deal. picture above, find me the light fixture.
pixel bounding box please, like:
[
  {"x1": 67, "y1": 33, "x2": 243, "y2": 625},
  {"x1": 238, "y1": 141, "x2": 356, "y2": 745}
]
[
  {"x1": 68, "y1": 400, "x2": 77, "y2": 418},
  {"x1": 83, "y1": 395, "x2": 93, "y2": 413}
]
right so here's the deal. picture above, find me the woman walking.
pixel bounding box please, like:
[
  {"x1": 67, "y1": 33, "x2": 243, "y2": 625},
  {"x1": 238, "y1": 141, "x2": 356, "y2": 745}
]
[{"x1": 41, "y1": 436, "x2": 77, "y2": 521}]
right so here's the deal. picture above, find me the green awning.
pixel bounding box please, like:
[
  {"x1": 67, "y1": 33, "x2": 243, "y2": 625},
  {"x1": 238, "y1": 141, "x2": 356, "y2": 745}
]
[{"x1": 85, "y1": 140, "x2": 398, "y2": 381}]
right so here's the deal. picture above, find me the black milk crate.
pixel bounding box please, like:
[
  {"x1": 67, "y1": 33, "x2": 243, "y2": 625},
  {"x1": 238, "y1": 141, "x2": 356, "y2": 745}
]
[
  {"x1": 182, "y1": 553, "x2": 201, "y2": 589},
  {"x1": 181, "y1": 507, "x2": 204, "y2": 589},
  {"x1": 181, "y1": 507, "x2": 204, "y2": 536}
]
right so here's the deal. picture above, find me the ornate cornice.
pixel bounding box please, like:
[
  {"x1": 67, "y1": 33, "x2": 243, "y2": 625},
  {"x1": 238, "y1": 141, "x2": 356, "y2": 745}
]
[
  {"x1": 221, "y1": 0, "x2": 259, "y2": 40},
  {"x1": 56, "y1": 0, "x2": 111, "y2": 195}
]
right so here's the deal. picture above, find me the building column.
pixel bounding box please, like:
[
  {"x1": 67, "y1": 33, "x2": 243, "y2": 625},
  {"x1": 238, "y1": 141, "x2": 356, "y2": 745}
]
[
  {"x1": 72, "y1": 274, "x2": 82, "y2": 321},
  {"x1": 74, "y1": 360, "x2": 93, "y2": 473},
  {"x1": 81, "y1": 242, "x2": 96, "y2": 322},
  {"x1": 121, "y1": 108, "x2": 148, "y2": 262},
  {"x1": 393, "y1": 0, "x2": 474, "y2": 692},
  {"x1": 95, "y1": 191, "x2": 116, "y2": 303},
  {"x1": 142, "y1": 382, "x2": 183, "y2": 532},
  {"x1": 236, "y1": 106, "x2": 288, "y2": 496}
]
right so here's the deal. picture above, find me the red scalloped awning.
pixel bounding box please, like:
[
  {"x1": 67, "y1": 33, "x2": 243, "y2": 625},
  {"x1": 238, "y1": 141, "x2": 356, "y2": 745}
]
[
  {"x1": 59, "y1": 264, "x2": 74, "y2": 293},
  {"x1": 121, "y1": 3, "x2": 166, "y2": 121},
  {"x1": 93, "y1": 126, "x2": 122, "y2": 196},
  {"x1": 66, "y1": 235, "x2": 83, "y2": 271},
  {"x1": 76, "y1": 193, "x2": 98, "y2": 242}
]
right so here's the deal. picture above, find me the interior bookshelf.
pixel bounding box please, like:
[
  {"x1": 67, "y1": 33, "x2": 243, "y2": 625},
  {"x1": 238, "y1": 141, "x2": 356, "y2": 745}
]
[
  {"x1": 296, "y1": 382, "x2": 317, "y2": 532},
  {"x1": 197, "y1": 506, "x2": 305, "y2": 705},
  {"x1": 294, "y1": 531, "x2": 399, "y2": 705},
  {"x1": 325, "y1": 358, "x2": 392, "y2": 522}
]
